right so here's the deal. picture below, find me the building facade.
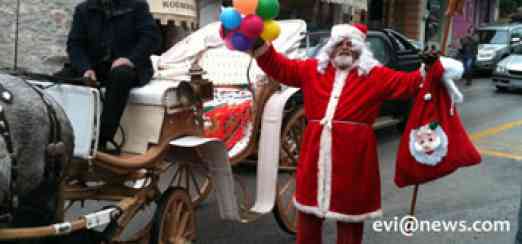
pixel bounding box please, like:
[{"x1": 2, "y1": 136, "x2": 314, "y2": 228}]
[
  {"x1": 5, "y1": 0, "x2": 498, "y2": 73},
  {"x1": 451, "y1": 0, "x2": 499, "y2": 45},
  {"x1": 199, "y1": 0, "x2": 367, "y2": 31},
  {"x1": 0, "y1": 0, "x2": 82, "y2": 73},
  {"x1": 375, "y1": 0, "x2": 497, "y2": 51},
  {"x1": 0, "y1": 0, "x2": 198, "y2": 74}
]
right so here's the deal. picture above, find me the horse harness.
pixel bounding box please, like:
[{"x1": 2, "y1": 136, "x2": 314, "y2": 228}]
[{"x1": 0, "y1": 82, "x2": 66, "y2": 223}]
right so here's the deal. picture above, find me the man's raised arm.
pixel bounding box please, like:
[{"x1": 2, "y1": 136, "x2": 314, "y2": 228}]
[{"x1": 254, "y1": 44, "x2": 314, "y2": 88}]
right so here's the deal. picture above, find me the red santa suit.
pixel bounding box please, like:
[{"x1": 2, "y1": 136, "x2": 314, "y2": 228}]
[{"x1": 255, "y1": 24, "x2": 445, "y2": 244}]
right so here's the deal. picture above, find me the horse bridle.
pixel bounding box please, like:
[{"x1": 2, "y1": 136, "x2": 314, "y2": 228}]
[{"x1": 0, "y1": 82, "x2": 65, "y2": 223}]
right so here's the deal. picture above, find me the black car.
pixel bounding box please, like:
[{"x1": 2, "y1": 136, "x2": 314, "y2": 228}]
[{"x1": 301, "y1": 28, "x2": 422, "y2": 130}]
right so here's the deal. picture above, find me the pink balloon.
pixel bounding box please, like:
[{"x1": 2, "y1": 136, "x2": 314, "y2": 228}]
[
  {"x1": 224, "y1": 32, "x2": 235, "y2": 50},
  {"x1": 219, "y1": 25, "x2": 226, "y2": 39},
  {"x1": 239, "y1": 15, "x2": 264, "y2": 38}
]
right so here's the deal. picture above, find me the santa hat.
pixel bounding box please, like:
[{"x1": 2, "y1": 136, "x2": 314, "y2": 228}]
[
  {"x1": 332, "y1": 23, "x2": 368, "y2": 43},
  {"x1": 316, "y1": 23, "x2": 380, "y2": 75}
]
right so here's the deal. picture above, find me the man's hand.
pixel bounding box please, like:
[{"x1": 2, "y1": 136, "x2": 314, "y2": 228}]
[
  {"x1": 83, "y1": 69, "x2": 97, "y2": 81},
  {"x1": 250, "y1": 38, "x2": 269, "y2": 57},
  {"x1": 111, "y1": 57, "x2": 134, "y2": 69},
  {"x1": 421, "y1": 45, "x2": 440, "y2": 67}
]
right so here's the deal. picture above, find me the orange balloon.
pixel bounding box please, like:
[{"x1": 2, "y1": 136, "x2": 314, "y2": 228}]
[{"x1": 233, "y1": 0, "x2": 258, "y2": 15}]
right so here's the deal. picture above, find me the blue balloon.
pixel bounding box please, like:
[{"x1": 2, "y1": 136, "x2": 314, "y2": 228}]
[
  {"x1": 220, "y1": 8, "x2": 242, "y2": 30},
  {"x1": 231, "y1": 32, "x2": 253, "y2": 51}
]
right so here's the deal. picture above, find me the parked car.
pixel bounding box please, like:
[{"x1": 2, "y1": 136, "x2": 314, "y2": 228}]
[
  {"x1": 475, "y1": 23, "x2": 522, "y2": 72},
  {"x1": 301, "y1": 28, "x2": 422, "y2": 130},
  {"x1": 491, "y1": 47, "x2": 522, "y2": 91}
]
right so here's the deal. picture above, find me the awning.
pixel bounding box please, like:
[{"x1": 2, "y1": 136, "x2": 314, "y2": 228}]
[
  {"x1": 147, "y1": 0, "x2": 197, "y2": 26},
  {"x1": 321, "y1": 0, "x2": 367, "y2": 9}
]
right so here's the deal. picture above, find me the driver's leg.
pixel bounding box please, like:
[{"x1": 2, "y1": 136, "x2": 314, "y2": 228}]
[{"x1": 99, "y1": 65, "x2": 137, "y2": 151}]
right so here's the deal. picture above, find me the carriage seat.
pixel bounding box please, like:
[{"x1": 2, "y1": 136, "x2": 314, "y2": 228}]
[
  {"x1": 126, "y1": 80, "x2": 181, "y2": 106},
  {"x1": 93, "y1": 81, "x2": 183, "y2": 174},
  {"x1": 113, "y1": 80, "x2": 181, "y2": 154}
]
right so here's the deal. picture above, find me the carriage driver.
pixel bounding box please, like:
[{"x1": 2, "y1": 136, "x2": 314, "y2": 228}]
[{"x1": 67, "y1": 0, "x2": 161, "y2": 153}]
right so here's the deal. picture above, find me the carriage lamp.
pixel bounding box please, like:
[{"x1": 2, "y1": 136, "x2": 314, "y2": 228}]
[
  {"x1": 188, "y1": 62, "x2": 213, "y2": 102},
  {"x1": 177, "y1": 82, "x2": 197, "y2": 107}
]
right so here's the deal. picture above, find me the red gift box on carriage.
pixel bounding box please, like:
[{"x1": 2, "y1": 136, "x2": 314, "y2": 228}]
[{"x1": 394, "y1": 57, "x2": 481, "y2": 188}]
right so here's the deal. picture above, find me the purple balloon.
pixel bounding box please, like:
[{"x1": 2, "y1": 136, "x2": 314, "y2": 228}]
[
  {"x1": 231, "y1": 32, "x2": 253, "y2": 51},
  {"x1": 224, "y1": 32, "x2": 235, "y2": 50}
]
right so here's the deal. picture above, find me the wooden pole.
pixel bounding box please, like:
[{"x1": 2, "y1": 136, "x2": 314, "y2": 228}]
[
  {"x1": 441, "y1": 16, "x2": 454, "y2": 55},
  {"x1": 409, "y1": 185, "x2": 419, "y2": 216},
  {"x1": 409, "y1": 6, "x2": 457, "y2": 216}
]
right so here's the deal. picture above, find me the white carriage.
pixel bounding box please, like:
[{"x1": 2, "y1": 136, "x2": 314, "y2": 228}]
[{"x1": 0, "y1": 19, "x2": 307, "y2": 242}]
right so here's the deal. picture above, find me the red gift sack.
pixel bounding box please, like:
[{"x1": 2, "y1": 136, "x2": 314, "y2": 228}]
[{"x1": 394, "y1": 58, "x2": 481, "y2": 188}]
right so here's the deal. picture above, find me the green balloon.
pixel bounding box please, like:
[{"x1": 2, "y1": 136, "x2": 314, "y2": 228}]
[{"x1": 256, "y1": 0, "x2": 280, "y2": 20}]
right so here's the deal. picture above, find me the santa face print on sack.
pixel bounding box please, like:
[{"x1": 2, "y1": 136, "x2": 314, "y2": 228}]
[{"x1": 409, "y1": 122, "x2": 448, "y2": 166}]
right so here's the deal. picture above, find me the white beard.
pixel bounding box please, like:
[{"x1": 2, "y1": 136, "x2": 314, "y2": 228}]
[{"x1": 333, "y1": 55, "x2": 353, "y2": 70}]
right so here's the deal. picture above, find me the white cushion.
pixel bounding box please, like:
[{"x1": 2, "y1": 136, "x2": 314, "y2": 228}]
[
  {"x1": 29, "y1": 82, "x2": 101, "y2": 159},
  {"x1": 127, "y1": 80, "x2": 181, "y2": 106}
]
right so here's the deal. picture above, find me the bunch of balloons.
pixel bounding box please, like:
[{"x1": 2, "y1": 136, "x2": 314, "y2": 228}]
[{"x1": 219, "y1": 0, "x2": 281, "y2": 51}]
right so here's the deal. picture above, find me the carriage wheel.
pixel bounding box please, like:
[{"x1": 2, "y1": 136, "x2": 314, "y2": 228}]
[
  {"x1": 170, "y1": 160, "x2": 213, "y2": 206},
  {"x1": 274, "y1": 107, "x2": 306, "y2": 235},
  {"x1": 150, "y1": 187, "x2": 196, "y2": 244}
]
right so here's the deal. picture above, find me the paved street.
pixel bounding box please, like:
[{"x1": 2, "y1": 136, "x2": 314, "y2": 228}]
[
  {"x1": 65, "y1": 78, "x2": 522, "y2": 244},
  {"x1": 192, "y1": 78, "x2": 521, "y2": 244}
]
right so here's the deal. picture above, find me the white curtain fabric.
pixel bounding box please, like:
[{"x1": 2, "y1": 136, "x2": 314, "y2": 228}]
[{"x1": 153, "y1": 20, "x2": 307, "y2": 86}]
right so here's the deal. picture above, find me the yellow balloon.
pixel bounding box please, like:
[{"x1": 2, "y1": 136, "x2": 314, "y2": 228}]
[{"x1": 260, "y1": 20, "x2": 280, "y2": 42}]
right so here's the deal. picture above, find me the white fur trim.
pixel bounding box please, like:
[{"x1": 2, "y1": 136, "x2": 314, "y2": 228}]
[
  {"x1": 440, "y1": 57, "x2": 465, "y2": 105},
  {"x1": 294, "y1": 198, "x2": 383, "y2": 222},
  {"x1": 317, "y1": 70, "x2": 348, "y2": 213},
  {"x1": 317, "y1": 128, "x2": 327, "y2": 211},
  {"x1": 331, "y1": 24, "x2": 366, "y2": 43},
  {"x1": 420, "y1": 57, "x2": 464, "y2": 115},
  {"x1": 419, "y1": 63, "x2": 426, "y2": 80},
  {"x1": 409, "y1": 125, "x2": 448, "y2": 166},
  {"x1": 440, "y1": 57, "x2": 464, "y2": 82}
]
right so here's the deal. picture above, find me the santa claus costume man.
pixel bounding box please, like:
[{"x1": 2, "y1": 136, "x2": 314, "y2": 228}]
[{"x1": 252, "y1": 23, "x2": 448, "y2": 244}]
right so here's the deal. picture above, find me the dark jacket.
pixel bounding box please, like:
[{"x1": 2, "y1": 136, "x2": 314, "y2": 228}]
[
  {"x1": 459, "y1": 35, "x2": 478, "y2": 58},
  {"x1": 67, "y1": 0, "x2": 161, "y2": 85}
]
